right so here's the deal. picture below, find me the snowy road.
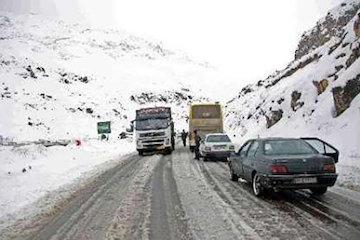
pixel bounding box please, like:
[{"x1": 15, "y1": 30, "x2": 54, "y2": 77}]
[{"x1": 13, "y1": 145, "x2": 360, "y2": 240}]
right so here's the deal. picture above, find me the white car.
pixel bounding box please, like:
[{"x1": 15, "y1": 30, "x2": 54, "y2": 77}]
[{"x1": 200, "y1": 133, "x2": 235, "y2": 161}]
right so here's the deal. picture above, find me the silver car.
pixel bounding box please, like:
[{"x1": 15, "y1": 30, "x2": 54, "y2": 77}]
[{"x1": 200, "y1": 133, "x2": 235, "y2": 161}]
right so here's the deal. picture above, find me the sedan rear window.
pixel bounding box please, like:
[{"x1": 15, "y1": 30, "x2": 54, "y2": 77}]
[
  {"x1": 206, "y1": 135, "x2": 231, "y2": 143},
  {"x1": 264, "y1": 140, "x2": 317, "y2": 155}
]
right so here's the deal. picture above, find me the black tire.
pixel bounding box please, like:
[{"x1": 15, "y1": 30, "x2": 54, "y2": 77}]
[
  {"x1": 230, "y1": 167, "x2": 239, "y2": 182},
  {"x1": 252, "y1": 173, "x2": 263, "y2": 196},
  {"x1": 138, "y1": 151, "x2": 144, "y2": 156},
  {"x1": 171, "y1": 138, "x2": 175, "y2": 150},
  {"x1": 310, "y1": 187, "x2": 327, "y2": 196},
  {"x1": 164, "y1": 148, "x2": 172, "y2": 155}
]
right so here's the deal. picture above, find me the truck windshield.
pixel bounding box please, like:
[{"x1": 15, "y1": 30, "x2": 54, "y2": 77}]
[
  {"x1": 192, "y1": 105, "x2": 221, "y2": 119},
  {"x1": 136, "y1": 119, "x2": 169, "y2": 130},
  {"x1": 264, "y1": 140, "x2": 318, "y2": 155}
]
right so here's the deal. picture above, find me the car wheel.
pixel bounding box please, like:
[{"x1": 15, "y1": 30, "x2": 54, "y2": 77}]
[
  {"x1": 230, "y1": 167, "x2": 239, "y2": 182},
  {"x1": 252, "y1": 173, "x2": 263, "y2": 196},
  {"x1": 310, "y1": 187, "x2": 327, "y2": 196},
  {"x1": 138, "y1": 151, "x2": 143, "y2": 156}
]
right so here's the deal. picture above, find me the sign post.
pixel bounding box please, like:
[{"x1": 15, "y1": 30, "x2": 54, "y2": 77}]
[{"x1": 97, "y1": 121, "x2": 111, "y2": 140}]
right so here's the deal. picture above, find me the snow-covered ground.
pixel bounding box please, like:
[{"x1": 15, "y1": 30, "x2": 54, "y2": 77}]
[{"x1": 0, "y1": 138, "x2": 134, "y2": 220}]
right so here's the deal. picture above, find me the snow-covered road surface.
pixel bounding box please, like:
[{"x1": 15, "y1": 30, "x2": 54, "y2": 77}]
[{"x1": 2, "y1": 145, "x2": 360, "y2": 240}]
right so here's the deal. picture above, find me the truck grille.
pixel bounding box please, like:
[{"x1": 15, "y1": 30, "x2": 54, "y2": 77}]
[{"x1": 140, "y1": 132, "x2": 165, "y2": 138}]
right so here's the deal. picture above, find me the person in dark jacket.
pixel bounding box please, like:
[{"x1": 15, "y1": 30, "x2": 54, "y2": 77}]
[
  {"x1": 354, "y1": 12, "x2": 360, "y2": 37},
  {"x1": 181, "y1": 129, "x2": 188, "y2": 147},
  {"x1": 194, "y1": 130, "x2": 201, "y2": 160}
]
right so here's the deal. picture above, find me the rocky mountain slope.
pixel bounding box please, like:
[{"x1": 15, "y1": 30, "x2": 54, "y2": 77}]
[
  {"x1": 0, "y1": 12, "x2": 216, "y2": 141},
  {"x1": 226, "y1": 0, "x2": 360, "y2": 164}
]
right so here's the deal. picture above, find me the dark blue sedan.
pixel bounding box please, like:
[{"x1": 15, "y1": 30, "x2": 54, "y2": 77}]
[{"x1": 228, "y1": 137, "x2": 339, "y2": 196}]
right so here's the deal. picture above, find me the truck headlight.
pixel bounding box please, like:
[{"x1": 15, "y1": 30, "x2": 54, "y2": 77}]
[{"x1": 165, "y1": 138, "x2": 170, "y2": 145}]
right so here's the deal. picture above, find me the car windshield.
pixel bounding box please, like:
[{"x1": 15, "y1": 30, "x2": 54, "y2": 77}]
[
  {"x1": 135, "y1": 119, "x2": 169, "y2": 130},
  {"x1": 264, "y1": 139, "x2": 317, "y2": 155},
  {"x1": 206, "y1": 135, "x2": 231, "y2": 143}
]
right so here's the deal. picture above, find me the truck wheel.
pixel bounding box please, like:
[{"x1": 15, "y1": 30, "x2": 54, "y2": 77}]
[
  {"x1": 252, "y1": 173, "x2": 263, "y2": 196},
  {"x1": 230, "y1": 167, "x2": 239, "y2": 181},
  {"x1": 138, "y1": 151, "x2": 144, "y2": 156},
  {"x1": 164, "y1": 148, "x2": 172, "y2": 155},
  {"x1": 310, "y1": 187, "x2": 327, "y2": 196}
]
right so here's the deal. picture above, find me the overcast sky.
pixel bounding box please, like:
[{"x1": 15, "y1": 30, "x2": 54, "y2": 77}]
[{"x1": 0, "y1": 0, "x2": 343, "y2": 84}]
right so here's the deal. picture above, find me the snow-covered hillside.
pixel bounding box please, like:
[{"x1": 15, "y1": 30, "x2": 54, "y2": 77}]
[
  {"x1": 226, "y1": 0, "x2": 360, "y2": 172},
  {"x1": 0, "y1": 12, "x2": 227, "y2": 142}
]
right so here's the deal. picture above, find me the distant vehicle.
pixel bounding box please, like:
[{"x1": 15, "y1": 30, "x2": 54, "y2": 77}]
[
  {"x1": 228, "y1": 137, "x2": 339, "y2": 196},
  {"x1": 133, "y1": 107, "x2": 175, "y2": 155},
  {"x1": 188, "y1": 103, "x2": 223, "y2": 152},
  {"x1": 199, "y1": 133, "x2": 235, "y2": 161}
]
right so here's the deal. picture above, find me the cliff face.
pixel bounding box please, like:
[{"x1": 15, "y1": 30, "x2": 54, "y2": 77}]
[
  {"x1": 226, "y1": 1, "x2": 360, "y2": 160},
  {"x1": 295, "y1": 0, "x2": 360, "y2": 59}
]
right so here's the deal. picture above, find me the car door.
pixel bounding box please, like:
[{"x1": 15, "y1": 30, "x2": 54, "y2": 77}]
[
  {"x1": 232, "y1": 141, "x2": 252, "y2": 177},
  {"x1": 242, "y1": 141, "x2": 260, "y2": 181},
  {"x1": 301, "y1": 137, "x2": 339, "y2": 163}
]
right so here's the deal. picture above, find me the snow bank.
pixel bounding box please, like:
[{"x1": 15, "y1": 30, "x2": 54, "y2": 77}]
[{"x1": 0, "y1": 138, "x2": 135, "y2": 219}]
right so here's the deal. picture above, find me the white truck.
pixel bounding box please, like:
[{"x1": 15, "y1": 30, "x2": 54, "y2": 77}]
[{"x1": 133, "y1": 107, "x2": 175, "y2": 155}]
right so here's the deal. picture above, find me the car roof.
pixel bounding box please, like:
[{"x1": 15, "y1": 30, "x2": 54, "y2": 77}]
[
  {"x1": 205, "y1": 133, "x2": 229, "y2": 137},
  {"x1": 247, "y1": 137, "x2": 303, "y2": 142}
]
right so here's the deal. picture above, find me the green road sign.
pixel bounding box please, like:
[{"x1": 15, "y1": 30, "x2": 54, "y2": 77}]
[{"x1": 97, "y1": 121, "x2": 111, "y2": 134}]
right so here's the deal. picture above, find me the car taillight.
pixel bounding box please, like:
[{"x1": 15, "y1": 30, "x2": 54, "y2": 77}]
[
  {"x1": 205, "y1": 147, "x2": 211, "y2": 151},
  {"x1": 323, "y1": 164, "x2": 335, "y2": 172},
  {"x1": 269, "y1": 165, "x2": 288, "y2": 173}
]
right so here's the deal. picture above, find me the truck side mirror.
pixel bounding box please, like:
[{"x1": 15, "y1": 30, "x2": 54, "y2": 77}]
[{"x1": 126, "y1": 122, "x2": 134, "y2": 132}]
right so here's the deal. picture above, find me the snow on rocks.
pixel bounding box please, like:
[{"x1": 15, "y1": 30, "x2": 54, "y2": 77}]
[{"x1": 225, "y1": 0, "x2": 360, "y2": 191}]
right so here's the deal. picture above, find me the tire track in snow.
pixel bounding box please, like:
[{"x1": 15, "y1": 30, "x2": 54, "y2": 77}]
[
  {"x1": 173, "y1": 147, "x2": 261, "y2": 240},
  {"x1": 149, "y1": 154, "x2": 193, "y2": 240},
  {"x1": 105, "y1": 154, "x2": 161, "y2": 240},
  {"x1": 24, "y1": 153, "x2": 147, "y2": 240}
]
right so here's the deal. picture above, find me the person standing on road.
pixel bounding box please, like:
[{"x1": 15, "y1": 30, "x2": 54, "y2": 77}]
[
  {"x1": 181, "y1": 129, "x2": 188, "y2": 147},
  {"x1": 354, "y1": 12, "x2": 360, "y2": 37},
  {"x1": 194, "y1": 130, "x2": 201, "y2": 160}
]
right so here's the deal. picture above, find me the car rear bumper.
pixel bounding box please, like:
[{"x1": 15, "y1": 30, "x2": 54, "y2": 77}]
[
  {"x1": 259, "y1": 173, "x2": 338, "y2": 189},
  {"x1": 203, "y1": 151, "x2": 233, "y2": 158}
]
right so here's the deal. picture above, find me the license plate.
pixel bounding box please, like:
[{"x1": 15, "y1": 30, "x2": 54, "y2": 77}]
[
  {"x1": 293, "y1": 177, "x2": 317, "y2": 184},
  {"x1": 157, "y1": 146, "x2": 165, "y2": 150},
  {"x1": 215, "y1": 146, "x2": 226, "y2": 150}
]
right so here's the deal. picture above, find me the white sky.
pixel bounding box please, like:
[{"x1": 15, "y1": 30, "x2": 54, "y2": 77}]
[{"x1": 0, "y1": 0, "x2": 343, "y2": 85}]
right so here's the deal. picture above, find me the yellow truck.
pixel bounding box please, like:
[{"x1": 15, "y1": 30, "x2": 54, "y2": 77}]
[{"x1": 188, "y1": 103, "x2": 224, "y2": 151}]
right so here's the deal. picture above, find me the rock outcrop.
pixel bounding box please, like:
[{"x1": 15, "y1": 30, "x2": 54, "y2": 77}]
[
  {"x1": 295, "y1": 1, "x2": 360, "y2": 59},
  {"x1": 332, "y1": 74, "x2": 360, "y2": 116},
  {"x1": 265, "y1": 110, "x2": 283, "y2": 128},
  {"x1": 313, "y1": 79, "x2": 329, "y2": 95}
]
